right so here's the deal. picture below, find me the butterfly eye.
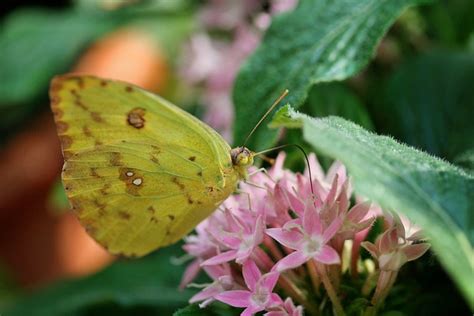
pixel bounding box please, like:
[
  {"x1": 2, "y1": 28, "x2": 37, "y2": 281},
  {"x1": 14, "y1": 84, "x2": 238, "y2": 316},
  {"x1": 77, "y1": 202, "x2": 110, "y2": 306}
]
[{"x1": 231, "y1": 147, "x2": 254, "y2": 167}]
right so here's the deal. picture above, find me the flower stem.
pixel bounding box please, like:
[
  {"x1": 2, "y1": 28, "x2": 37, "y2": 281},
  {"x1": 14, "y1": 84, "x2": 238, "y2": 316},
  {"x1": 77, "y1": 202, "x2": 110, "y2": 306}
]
[
  {"x1": 278, "y1": 274, "x2": 320, "y2": 316},
  {"x1": 264, "y1": 235, "x2": 284, "y2": 262},
  {"x1": 371, "y1": 270, "x2": 398, "y2": 309},
  {"x1": 306, "y1": 259, "x2": 321, "y2": 295},
  {"x1": 254, "y1": 247, "x2": 275, "y2": 270},
  {"x1": 316, "y1": 263, "x2": 346, "y2": 316}
]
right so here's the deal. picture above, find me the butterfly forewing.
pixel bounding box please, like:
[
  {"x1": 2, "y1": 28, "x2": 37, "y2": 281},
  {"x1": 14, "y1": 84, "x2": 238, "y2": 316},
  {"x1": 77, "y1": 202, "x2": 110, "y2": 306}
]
[{"x1": 50, "y1": 75, "x2": 239, "y2": 257}]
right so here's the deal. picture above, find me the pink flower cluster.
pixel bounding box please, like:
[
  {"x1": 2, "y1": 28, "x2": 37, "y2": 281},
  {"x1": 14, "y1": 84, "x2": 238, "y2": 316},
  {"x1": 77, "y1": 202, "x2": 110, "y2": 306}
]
[
  {"x1": 179, "y1": 0, "x2": 298, "y2": 142},
  {"x1": 180, "y1": 153, "x2": 430, "y2": 315}
]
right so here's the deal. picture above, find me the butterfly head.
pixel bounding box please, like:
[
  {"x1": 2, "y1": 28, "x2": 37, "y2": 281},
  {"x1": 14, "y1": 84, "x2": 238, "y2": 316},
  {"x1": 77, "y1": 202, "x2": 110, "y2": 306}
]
[{"x1": 231, "y1": 147, "x2": 254, "y2": 169}]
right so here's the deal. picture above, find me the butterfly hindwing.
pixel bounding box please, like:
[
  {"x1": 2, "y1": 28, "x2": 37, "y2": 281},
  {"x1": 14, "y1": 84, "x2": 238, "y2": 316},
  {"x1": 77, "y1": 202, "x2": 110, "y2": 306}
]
[{"x1": 50, "y1": 75, "x2": 239, "y2": 256}]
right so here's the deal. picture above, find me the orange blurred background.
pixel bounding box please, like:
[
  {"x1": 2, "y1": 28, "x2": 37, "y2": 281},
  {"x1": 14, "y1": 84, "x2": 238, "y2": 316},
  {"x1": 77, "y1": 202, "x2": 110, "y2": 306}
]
[{"x1": 0, "y1": 28, "x2": 168, "y2": 288}]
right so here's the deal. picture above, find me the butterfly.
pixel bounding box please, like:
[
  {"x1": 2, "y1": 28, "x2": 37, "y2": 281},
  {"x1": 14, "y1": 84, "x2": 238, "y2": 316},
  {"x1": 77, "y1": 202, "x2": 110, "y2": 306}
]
[{"x1": 50, "y1": 75, "x2": 257, "y2": 257}]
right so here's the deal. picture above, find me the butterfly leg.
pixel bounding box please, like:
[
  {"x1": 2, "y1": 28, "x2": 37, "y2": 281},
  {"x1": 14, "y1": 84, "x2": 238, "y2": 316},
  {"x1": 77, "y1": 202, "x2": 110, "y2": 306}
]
[
  {"x1": 235, "y1": 189, "x2": 253, "y2": 211},
  {"x1": 248, "y1": 167, "x2": 277, "y2": 184}
]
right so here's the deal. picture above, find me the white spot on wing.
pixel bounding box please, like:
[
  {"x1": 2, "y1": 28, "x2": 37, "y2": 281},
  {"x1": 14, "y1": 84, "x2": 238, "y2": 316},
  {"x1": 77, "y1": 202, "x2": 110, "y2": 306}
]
[
  {"x1": 132, "y1": 178, "x2": 143, "y2": 186},
  {"x1": 126, "y1": 171, "x2": 134, "y2": 177}
]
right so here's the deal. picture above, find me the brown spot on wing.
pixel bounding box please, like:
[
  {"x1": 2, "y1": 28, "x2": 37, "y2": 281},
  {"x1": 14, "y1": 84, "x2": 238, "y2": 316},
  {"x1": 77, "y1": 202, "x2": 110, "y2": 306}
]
[
  {"x1": 100, "y1": 80, "x2": 108, "y2": 87},
  {"x1": 85, "y1": 225, "x2": 97, "y2": 236},
  {"x1": 93, "y1": 199, "x2": 107, "y2": 217},
  {"x1": 74, "y1": 100, "x2": 88, "y2": 111},
  {"x1": 125, "y1": 86, "x2": 134, "y2": 92},
  {"x1": 150, "y1": 155, "x2": 159, "y2": 164},
  {"x1": 110, "y1": 152, "x2": 122, "y2": 166},
  {"x1": 127, "y1": 107, "x2": 146, "y2": 129},
  {"x1": 69, "y1": 196, "x2": 83, "y2": 213},
  {"x1": 188, "y1": 156, "x2": 196, "y2": 161},
  {"x1": 168, "y1": 214, "x2": 175, "y2": 221},
  {"x1": 197, "y1": 171, "x2": 203, "y2": 177},
  {"x1": 90, "y1": 168, "x2": 100, "y2": 178},
  {"x1": 150, "y1": 217, "x2": 158, "y2": 224},
  {"x1": 172, "y1": 177, "x2": 185, "y2": 190},
  {"x1": 56, "y1": 121, "x2": 69, "y2": 133},
  {"x1": 118, "y1": 211, "x2": 131, "y2": 220},
  {"x1": 50, "y1": 79, "x2": 63, "y2": 94},
  {"x1": 74, "y1": 77, "x2": 85, "y2": 89},
  {"x1": 147, "y1": 206, "x2": 155, "y2": 214},
  {"x1": 100, "y1": 183, "x2": 111, "y2": 195},
  {"x1": 52, "y1": 107, "x2": 63, "y2": 119},
  {"x1": 187, "y1": 196, "x2": 194, "y2": 204},
  {"x1": 83, "y1": 125, "x2": 92, "y2": 137},
  {"x1": 90, "y1": 111, "x2": 104, "y2": 123},
  {"x1": 118, "y1": 167, "x2": 143, "y2": 196},
  {"x1": 60, "y1": 135, "x2": 73, "y2": 149},
  {"x1": 63, "y1": 150, "x2": 73, "y2": 160}
]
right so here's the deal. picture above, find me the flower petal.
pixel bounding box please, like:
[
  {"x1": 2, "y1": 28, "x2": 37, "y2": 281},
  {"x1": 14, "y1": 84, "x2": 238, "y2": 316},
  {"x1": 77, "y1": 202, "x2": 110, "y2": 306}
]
[
  {"x1": 261, "y1": 271, "x2": 280, "y2": 292},
  {"x1": 269, "y1": 292, "x2": 284, "y2": 307},
  {"x1": 190, "y1": 284, "x2": 221, "y2": 303},
  {"x1": 379, "y1": 228, "x2": 398, "y2": 252},
  {"x1": 215, "y1": 290, "x2": 252, "y2": 307},
  {"x1": 347, "y1": 201, "x2": 372, "y2": 223},
  {"x1": 242, "y1": 305, "x2": 263, "y2": 316},
  {"x1": 322, "y1": 215, "x2": 343, "y2": 242},
  {"x1": 361, "y1": 241, "x2": 378, "y2": 258},
  {"x1": 314, "y1": 245, "x2": 340, "y2": 265},
  {"x1": 243, "y1": 259, "x2": 261, "y2": 291},
  {"x1": 273, "y1": 251, "x2": 309, "y2": 272},
  {"x1": 202, "y1": 250, "x2": 238, "y2": 266},
  {"x1": 403, "y1": 243, "x2": 430, "y2": 261},
  {"x1": 253, "y1": 215, "x2": 265, "y2": 244},
  {"x1": 303, "y1": 204, "x2": 322, "y2": 236},
  {"x1": 266, "y1": 228, "x2": 302, "y2": 249},
  {"x1": 325, "y1": 174, "x2": 339, "y2": 204},
  {"x1": 180, "y1": 259, "x2": 201, "y2": 289}
]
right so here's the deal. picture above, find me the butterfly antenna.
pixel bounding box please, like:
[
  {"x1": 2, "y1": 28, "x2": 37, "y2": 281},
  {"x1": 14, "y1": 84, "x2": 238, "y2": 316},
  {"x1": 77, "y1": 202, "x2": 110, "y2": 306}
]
[
  {"x1": 243, "y1": 89, "x2": 289, "y2": 147},
  {"x1": 254, "y1": 144, "x2": 315, "y2": 197}
]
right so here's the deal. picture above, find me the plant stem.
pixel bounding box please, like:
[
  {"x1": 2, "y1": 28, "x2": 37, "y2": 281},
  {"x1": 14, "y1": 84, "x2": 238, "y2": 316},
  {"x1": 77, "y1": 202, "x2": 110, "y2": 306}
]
[
  {"x1": 316, "y1": 263, "x2": 346, "y2": 316},
  {"x1": 307, "y1": 259, "x2": 321, "y2": 294},
  {"x1": 278, "y1": 274, "x2": 320, "y2": 316},
  {"x1": 371, "y1": 270, "x2": 398, "y2": 308},
  {"x1": 264, "y1": 235, "x2": 284, "y2": 261}
]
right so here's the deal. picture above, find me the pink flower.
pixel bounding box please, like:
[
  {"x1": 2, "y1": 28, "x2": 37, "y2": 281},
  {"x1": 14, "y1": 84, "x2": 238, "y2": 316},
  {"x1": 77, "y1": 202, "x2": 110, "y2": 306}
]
[
  {"x1": 180, "y1": 152, "x2": 430, "y2": 314},
  {"x1": 361, "y1": 224, "x2": 430, "y2": 272},
  {"x1": 180, "y1": 1, "x2": 299, "y2": 142},
  {"x1": 180, "y1": 222, "x2": 218, "y2": 288},
  {"x1": 215, "y1": 260, "x2": 282, "y2": 316},
  {"x1": 265, "y1": 297, "x2": 303, "y2": 316},
  {"x1": 336, "y1": 200, "x2": 375, "y2": 240},
  {"x1": 189, "y1": 264, "x2": 238, "y2": 307},
  {"x1": 201, "y1": 212, "x2": 264, "y2": 265},
  {"x1": 267, "y1": 204, "x2": 342, "y2": 272}
]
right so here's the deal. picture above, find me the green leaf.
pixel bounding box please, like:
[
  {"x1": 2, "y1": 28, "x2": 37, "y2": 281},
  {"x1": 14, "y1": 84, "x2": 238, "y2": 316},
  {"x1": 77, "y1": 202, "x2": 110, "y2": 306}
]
[
  {"x1": 0, "y1": 9, "x2": 121, "y2": 105},
  {"x1": 377, "y1": 52, "x2": 474, "y2": 162},
  {"x1": 233, "y1": 0, "x2": 432, "y2": 149},
  {"x1": 304, "y1": 83, "x2": 374, "y2": 130},
  {"x1": 4, "y1": 245, "x2": 193, "y2": 316},
  {"x1": 272, "y1": 106, "x2": 474, "y2": 304}
]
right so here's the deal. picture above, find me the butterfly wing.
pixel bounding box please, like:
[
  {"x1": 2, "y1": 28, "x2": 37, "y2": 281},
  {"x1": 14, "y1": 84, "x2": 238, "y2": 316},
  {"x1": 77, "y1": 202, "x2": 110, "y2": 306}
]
[{"x1": 50, "y1": 75, "x2": 239, "y2": 257}]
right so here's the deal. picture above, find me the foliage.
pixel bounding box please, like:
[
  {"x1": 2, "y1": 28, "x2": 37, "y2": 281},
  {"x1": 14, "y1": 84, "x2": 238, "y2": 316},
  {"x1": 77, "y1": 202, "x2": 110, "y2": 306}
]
[
  {"x1": 4, "y1": 245, "x2": 192, "y2": 316},
  {"x1": 232, "y1": 0, "x2": 431, "y2": 149}
]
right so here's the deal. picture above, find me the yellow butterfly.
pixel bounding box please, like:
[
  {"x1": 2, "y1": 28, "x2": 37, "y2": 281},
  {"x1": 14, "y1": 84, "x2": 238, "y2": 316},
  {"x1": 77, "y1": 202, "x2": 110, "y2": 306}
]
[{"x1": 50, "y1": 75, "x2": 262, "y2": 257}]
